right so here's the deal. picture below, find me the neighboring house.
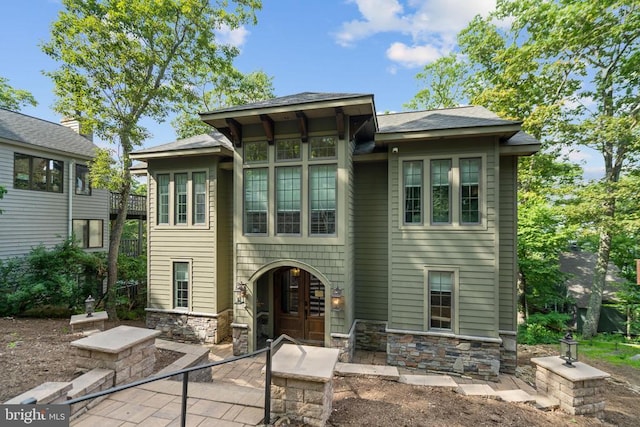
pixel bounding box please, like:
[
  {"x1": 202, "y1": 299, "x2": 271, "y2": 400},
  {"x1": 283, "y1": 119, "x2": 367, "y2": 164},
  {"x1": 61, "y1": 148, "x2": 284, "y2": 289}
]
[
  {"x1": 131, "y1": 92, "x2": 540, "y2": 380},
  {"x1": 560, "y1": 249, "x2": 625, "y2": 333},
  {"x1": 0, "y1": 109, "x2": 109, "y2": 259}
]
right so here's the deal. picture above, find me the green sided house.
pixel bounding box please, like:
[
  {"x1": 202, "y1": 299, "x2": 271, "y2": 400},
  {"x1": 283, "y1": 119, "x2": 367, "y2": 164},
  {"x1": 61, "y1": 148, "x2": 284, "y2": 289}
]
[{"x1": 130, "y1": 92, "x2": 539, "y2": 380}]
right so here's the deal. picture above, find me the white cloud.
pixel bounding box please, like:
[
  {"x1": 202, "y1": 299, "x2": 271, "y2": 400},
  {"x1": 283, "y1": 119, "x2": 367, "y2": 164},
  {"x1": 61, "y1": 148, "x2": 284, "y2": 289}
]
[
  {"x1": 215, "y1": 24, "x2": 249, "y2": 48},
  {"x1": 386, "y1": 42, "x2": 443, "y2": 67},
  {"x1": 335, "y1": 0, "x2": 496, "y2": 67}
]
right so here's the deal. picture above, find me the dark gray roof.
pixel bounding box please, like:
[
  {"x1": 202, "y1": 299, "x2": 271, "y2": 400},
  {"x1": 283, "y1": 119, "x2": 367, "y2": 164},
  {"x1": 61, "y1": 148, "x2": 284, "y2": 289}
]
[
  {"x1": 377, "y1": 106, "x2": 520, "y2": 134},
  {"x1": 505, "y1": 130, "x2": 539, "y2": 145},
  {"x1": 0, "y1": 108, "x2": 97, "y2": 158},
  {"x1": 131, "y1": 131, "x2": 233, "y2": 155},
  {"x1": 200, "y1": 92, "x2": 372, "y2": 115},
  {"x1": 560, "y1": 251, "x2": 623, "y2": 308}
]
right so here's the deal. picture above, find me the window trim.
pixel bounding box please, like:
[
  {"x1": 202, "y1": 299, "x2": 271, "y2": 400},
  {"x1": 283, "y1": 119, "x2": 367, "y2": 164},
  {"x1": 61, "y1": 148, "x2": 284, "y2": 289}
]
[
  {"x1": 13, "y1": 152, "x2": 64, "y2": 193},
  {"x1": 309, "y1": 163, "x2": 337, "y2": 236},
  {"x1": 75, "y1": 164, "x2": 92, "y2": 196},
  {"x1": 172, "y1": 259, "x2": 192, "y2": 311},
  {"x1": 192, "y1": 171, "x2": 207, "y2": 225},
  {"x1": 243, "y1": 167, "x2": 269, "y2": 235},
  {"x1": 174, "y1": 172, "x2": 188, "y2": 225},
  {"x1": 276, "y1": 166, "x2": 302, "y2": 235},
  {"x1": 156, "y1": 173, "x2": 170, "y2": 225},
  {"x1": 424, "y1": 266, "x2": 459, "y2": 334},
  {"x1": 399, "y1": 154, "x2": 486, "y2": 230},
  {"x1": 403, "y1": 160, "x2": 423, "y2": 225},
  {"x1": 72, "y1": 219, "x2": 104, "y2": 249}
]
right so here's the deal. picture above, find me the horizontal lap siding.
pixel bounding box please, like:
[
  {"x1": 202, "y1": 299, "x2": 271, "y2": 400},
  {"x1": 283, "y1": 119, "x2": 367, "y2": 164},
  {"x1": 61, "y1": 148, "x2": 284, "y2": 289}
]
[
  {"x1": 147, "y1": 158, "x2": 218, "y2": 313},
  {"x1": 388, "y1": 138, "x2": 498, "y2": 337},
  {"x1": 0, "y1": 145, "x2": 72, "y2": 258},
  {"x1": 499, "y1": 156, "x2": 517, "y2": 331},
  {"x1": 354, "y1": 161, "x2": 388, "y2": 321}
]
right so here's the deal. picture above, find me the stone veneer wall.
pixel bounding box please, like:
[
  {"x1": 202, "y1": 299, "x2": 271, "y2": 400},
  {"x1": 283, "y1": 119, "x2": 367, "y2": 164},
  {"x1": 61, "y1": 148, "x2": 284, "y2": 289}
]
[
  {"x1": 499, "y1": 331, "x2": 517, "y2": 374},
  {"x1": 387, "y1": 332, "x2": 501, "y2": 380},
  {"x1": 146, "y1": 309, "x2": 231, "y2": 344},
  {"x1": 232, "y1": 323, "x2": 249, "y2": 356},
  {"x1": 355, "y1": 320, "x2": 387, "y2": 352},
  {"x1": 271, "y1": 376, "x2": 333, "y2": 427}
]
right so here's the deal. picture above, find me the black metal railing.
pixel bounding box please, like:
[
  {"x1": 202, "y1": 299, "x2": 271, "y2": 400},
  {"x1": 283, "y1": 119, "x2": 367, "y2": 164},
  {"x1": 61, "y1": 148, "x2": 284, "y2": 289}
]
[{"x1": 21, "y1": 335, "x2": 304, "y2": 427}]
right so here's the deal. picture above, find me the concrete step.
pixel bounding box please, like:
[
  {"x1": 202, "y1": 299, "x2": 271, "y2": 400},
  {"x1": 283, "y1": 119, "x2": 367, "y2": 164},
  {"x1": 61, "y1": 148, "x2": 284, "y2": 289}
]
[
  {"x1": 534, "y1": 394, "x2": 560, "y2": 411},
  {"x1": 334, "y1": 362, "x2": 400, "y2": 381},
  {"x1": 399, "y1": 375, "x2": 458, "y2": 387},
  {"x1": 494, "y1": 389, "x2": 536, "y2": 403},
  {"x1": 455, "y1": 383, "x2": 497, "y2": 398}
]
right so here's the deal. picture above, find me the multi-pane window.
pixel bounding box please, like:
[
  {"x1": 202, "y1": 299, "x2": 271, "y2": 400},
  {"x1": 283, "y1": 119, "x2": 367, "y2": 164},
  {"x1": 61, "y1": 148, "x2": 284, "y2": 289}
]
[
  {"x1": 431, "y1": 159, "x2": 451, "y2": 223},
  {"x1": 460, "y1": 158, "x2": 481, "y2": 224},
  {"x1": 13, "y1": 153, "x2": 63, "y2": 193},
  {"x1": 244, "y1": 168, "x2": 268, "y2": 234},
  {"x1": 192, "y1": 172, "x2": 206, "y2": 224},
  {"x1": 276, "y1": 139, "x2": 301, "y2": 161},
  {"x1": 403, "y1": 161, "x2": 422, "y2": 224},
  {"x1": 309, "y1": 165, "x2": 336, "y2": 235},
  {"x1": 72, "y1": 219, "x2": 103, "y2": 248},
  {"x1": 244, "y1": 141, "x2": 268, "y2": 163},
  {"x1": 429, "y1": 271, "x2": 453, "y2": 330},
  {"x1": 75, "y1": 164, "x2": 91, "y2": 195},
  {"x1": 174, "y1": 173, "x2": 188, "y2": 225},
  {"x1": 157, "y1": 174, "x2": 169, "y2": 225},
  {"x1": 173, "y1": 262, "x2": 189, "y2": 309},
  {"x1": 309, "y1": 136, "x2": 337, "y2": 159},
  {"x1": 276, "y1": 167, "x2": 301, "y2": 234}
]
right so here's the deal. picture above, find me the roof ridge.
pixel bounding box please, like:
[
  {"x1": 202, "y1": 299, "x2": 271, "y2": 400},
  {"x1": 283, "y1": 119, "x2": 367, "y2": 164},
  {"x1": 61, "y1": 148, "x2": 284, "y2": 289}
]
[
  {"x1": 0, "y1": 107, "x2": 71, "y2": 129},
  {"x1": 378, "y1": 105, "x2": 476, "y2": 117}
]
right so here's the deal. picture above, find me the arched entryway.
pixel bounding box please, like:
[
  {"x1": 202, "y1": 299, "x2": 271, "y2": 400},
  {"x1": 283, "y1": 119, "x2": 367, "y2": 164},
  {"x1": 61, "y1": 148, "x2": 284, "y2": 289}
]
[{"x1": 273, "y1": 267, "x2": 325, "y2": 345}]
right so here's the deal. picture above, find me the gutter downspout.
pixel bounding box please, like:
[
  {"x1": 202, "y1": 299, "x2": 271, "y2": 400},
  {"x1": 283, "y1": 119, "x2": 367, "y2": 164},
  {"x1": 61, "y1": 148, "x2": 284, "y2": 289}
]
[{"x1": 68, "y1": 160, "x2": 74, "y2": 239}]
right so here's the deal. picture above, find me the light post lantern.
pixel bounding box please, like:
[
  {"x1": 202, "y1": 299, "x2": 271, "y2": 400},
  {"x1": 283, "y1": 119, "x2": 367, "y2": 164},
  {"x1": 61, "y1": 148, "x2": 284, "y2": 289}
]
[
  {"x1": 331, "y1": 287, "x2": 344, "y2": 312},
  {"x1": 234, "y1": 283, "x2": 247, "y2": 306},
  {"x1": 85, "y1": 295, "x2": 95, "y2": 318},
  {"x1": 559, "y1": 331, "x2": 578, "y2": 367}
]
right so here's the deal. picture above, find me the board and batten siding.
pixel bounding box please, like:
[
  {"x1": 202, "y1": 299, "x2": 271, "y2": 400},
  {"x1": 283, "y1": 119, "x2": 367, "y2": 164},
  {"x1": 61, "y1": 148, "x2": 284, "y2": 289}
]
[
  {"x1": 354, "y1": 160, "x2": 388, "y2": 321},
  {"x1": 0, "y1": 143, "x2": 107, "y2": 259},
  {"x1": 146, "y1": 157, "x2": 220, "y2": 313},
  {"x1": 387, "y1": 138, "x2": 499, "y2": 338},
  {"x1": 498, "y1": 155, "x2": 517, "y2": 331}
]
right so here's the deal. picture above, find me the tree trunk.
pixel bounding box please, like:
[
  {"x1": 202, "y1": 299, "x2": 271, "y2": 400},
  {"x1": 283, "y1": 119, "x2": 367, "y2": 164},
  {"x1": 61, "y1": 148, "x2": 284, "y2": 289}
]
[{"x1": 582, "y1": 228, "x2": 613, "y2": 338}]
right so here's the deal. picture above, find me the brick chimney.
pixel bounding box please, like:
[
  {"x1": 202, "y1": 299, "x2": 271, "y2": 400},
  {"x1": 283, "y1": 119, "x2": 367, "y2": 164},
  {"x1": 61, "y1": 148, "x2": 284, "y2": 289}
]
[{"x1": 60, "y1": 116, "x2": 93, "y2": 142}]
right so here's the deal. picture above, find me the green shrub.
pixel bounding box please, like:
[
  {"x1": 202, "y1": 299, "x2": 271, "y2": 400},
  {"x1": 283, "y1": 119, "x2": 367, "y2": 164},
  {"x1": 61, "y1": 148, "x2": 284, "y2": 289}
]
[{"x1": 518, "y1": 311, "x2": 571, "y2": 344}]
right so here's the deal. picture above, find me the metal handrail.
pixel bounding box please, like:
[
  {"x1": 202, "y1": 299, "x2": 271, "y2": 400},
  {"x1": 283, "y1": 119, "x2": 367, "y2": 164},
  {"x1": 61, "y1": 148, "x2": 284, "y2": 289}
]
[{"x1": 25, "y1": 340, "x2": 279, "y2": 427}]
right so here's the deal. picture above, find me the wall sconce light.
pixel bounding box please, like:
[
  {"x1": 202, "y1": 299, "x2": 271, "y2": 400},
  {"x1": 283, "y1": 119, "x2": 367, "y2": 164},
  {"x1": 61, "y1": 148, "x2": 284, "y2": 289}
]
[
  {"x1": 559, "y1": 331, "x2": 578, "y2": 367},
  {"x1": 291, "y1": 267, "x2": 300, "y2": 277},
  {"x1": 391, "y1": 147, "x2": 399, "y2": 154},
  {"x1": 85, "y1": 295, "x2": 95, "y2": 318},
  {"x1": 331, "y1": 286, "x2": 344, "y2": 312},
  {"x1": 234, "y1": 283, "x2": 247, "y2": 305}
]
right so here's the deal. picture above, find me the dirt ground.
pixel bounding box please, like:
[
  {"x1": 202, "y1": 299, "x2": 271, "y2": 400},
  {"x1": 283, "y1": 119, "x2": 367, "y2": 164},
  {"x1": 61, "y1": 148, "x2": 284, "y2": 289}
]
[{"x1": 1, "y1": 318, "x2": 639, "y2": 426}]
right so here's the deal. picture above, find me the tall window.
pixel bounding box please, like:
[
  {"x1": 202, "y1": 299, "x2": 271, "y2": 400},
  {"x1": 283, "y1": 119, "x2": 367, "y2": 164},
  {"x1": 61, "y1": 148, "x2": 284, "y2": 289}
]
[
  {"x1": 403, "y1": 161, "x2": 422, "y2": 224},
  {"x1": 72, "y1": 219, "x2": 103, "y2": 248},
  {"x1": 309, "y1": 165, "x2": 336, "y2": 235},
  {"x1": 174, "y1": 173, "x2": 188, "y2": 224},
  {"x1": 429, "y1": 271, "x2": 453, "y2": 330},
  {"x1": 13, "y1": 153, "x2": 63, "y2": 193},
  {"x1": 192, "y1": 172, "x2": 206, "y2": 224},
  {"x1": 75, "y1": 164, "x2": 91, "y2": 195},
  {"x1": 276, "y1": 167, "x2": 301, "y2": 234},
  {"x1": 173, "y1": 262, "x2": 189, "y2": 309},
  {"x1": 431, "y1": 159, "x2": 451, "y2": 224},
  {"x1": 157, "y1": 174, "x2": 169, "y2": 225},
  {"x1": 460, "y1": 158, "x2": 481, "y2": 224},
  {"x1": 244, "y1": 169, "x2": 268, "y2": 234}
]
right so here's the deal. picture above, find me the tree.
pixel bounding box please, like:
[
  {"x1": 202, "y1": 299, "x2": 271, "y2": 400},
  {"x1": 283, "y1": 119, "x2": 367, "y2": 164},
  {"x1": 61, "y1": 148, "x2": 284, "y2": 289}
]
[
  {"x1": 42, "y1": 0, "x2": 262, "y2": 317},
  {"x1": 404, "y1": 53, "x2": 468, "y2": 110},
  {"x1": 452, "y1": 0, "x2": 640, "y2": 338},
  {"x1": 172, "y1": 69, "x2": 274, "y2": 139},
  {"x1": 0, "y1": 76, "x2": 37, "y2": 110}
]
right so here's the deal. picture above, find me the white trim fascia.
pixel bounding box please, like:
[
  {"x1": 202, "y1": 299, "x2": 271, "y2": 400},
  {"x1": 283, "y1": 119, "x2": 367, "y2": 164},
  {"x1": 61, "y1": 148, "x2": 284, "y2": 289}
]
[{"x1": 375, "y1": 124, "x2": 522, "y2": 143}]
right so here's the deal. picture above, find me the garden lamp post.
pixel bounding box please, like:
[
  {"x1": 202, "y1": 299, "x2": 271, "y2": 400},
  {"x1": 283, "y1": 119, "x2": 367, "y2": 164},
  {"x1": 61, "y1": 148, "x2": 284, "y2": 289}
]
[
  {"x1": 85, "y1": 295, "x2": 95, "y2": 318},
  {"x1": 559, "y1": 331, "x2": 578, "y2": 367}
]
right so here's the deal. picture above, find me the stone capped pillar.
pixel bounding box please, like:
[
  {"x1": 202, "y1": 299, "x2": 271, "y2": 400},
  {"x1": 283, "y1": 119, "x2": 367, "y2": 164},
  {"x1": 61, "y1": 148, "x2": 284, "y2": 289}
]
[{"x1": 271, "y1": 344, "x2": 340, "y2": 426}]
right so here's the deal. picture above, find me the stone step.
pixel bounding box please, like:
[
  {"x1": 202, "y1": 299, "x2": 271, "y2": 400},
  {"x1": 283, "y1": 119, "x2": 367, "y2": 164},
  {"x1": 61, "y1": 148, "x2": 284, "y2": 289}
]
[
  {"x1": 139, "y1": 379, "x2": 265, "y2": 408},
  {"x1": 399, "y1": 375, "x2": 458, "y2": 387},
  {"x1": 5, "y1": 382, "x2": 72, "y2": 404},
  {"x1": 535, "y1": 394, "x2": 560, "y2": 411},
  {"x1": 456, "y1": 383, "x2": 497, "y2": 398},
  {"x1": 334, "y1": 362, "x2": 400, "y2": 380},
  {"x1": 494, "y1": 389, "x2": 536, "y2": 403}
]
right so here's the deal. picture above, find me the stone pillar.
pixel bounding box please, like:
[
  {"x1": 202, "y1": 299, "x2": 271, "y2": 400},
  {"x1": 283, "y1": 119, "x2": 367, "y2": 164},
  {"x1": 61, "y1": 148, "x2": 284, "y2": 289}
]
[
  {"x1": 532, "y1": 356, "x2": 610, "y2": 418},
  {"x1": 232, "y1": 323, "x2": 249, "y2": 355},
  {"x1": 270, "y1": 344, "x2": 340, "y2": 427},
  {"x1": 499, "y1": 331, "x2": 517, "y2": 374}
]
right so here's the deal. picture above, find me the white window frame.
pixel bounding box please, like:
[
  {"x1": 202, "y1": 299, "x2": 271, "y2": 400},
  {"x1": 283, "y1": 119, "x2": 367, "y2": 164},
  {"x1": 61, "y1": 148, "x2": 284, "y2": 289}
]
[
  {"x1": 172, "y1": 259, "x2": 192, "y2": 310},
  {"x1": 155, "y1": 171, "x2": 208, "y2": 228},
  {"x1": 424, "y1": 266, "x2": 459, "y2": 334}
]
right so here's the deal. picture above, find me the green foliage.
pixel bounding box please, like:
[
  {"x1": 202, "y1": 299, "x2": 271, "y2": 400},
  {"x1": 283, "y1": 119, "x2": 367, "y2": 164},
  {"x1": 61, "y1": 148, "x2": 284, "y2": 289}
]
[
  {"x1": 518, "y1": 312, "x2": 572, "y2": 345},
  {"x1": 0, "y1": 184, "x2": 5, "y2": 214},
  {"x1": 0, "y1": 76, "x2": 37, "y2": 111},
  {"x1": 114, "y1": 254, "x2": 147, "y2": 320},
  {"x1": 405, "y1": 53, "x2": 468, "y2": 110},
  {"x1": 579, "y1": 338, "x2": 640, "y2": 369},
  {"x1": 0, "y1": 238, "x2": 106, "y2": 317}
]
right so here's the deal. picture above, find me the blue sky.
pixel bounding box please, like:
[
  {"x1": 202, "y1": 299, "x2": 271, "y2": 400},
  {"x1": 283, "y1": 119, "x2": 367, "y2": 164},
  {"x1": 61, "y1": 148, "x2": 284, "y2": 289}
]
[
  {"x1": 1, "y1": 0, "x2": 496, "y2": 147},
  {"x1": 0, "y1": 0, "x2": 603, "y2": 177}
]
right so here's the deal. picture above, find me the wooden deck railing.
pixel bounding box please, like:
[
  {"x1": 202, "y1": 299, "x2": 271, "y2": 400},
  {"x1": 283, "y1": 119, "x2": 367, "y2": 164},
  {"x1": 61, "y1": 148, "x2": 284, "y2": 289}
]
[{"x1": 110, "y1": 192, "x2": 146, "y2": 219}]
